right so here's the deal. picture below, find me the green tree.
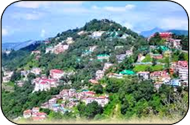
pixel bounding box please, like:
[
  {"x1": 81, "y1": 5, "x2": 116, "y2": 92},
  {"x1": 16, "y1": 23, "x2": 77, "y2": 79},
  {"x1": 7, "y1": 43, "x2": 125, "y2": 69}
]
[{"x1": 93, "y1": 84, "x2": 104, "y2": 94}]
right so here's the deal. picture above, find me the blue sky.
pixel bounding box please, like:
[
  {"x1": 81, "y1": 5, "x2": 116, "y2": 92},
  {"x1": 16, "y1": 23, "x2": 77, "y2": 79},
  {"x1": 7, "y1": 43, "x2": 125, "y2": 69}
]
[{"x1": 2, "y1": 1, "x2": 188, "y2": 43}]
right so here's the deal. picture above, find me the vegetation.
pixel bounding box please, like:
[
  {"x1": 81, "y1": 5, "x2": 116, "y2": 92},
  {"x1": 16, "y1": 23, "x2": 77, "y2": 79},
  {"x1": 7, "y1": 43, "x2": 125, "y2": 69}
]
[{"x1": 2, "y1": 19, "x2": 188, "y2": 123}]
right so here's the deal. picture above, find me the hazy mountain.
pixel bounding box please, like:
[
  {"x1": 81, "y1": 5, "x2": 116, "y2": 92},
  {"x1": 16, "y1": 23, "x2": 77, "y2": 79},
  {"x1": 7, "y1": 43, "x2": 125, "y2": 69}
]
[
  {"x1": 140, "y1": 27, "x2": 188, "y2": 37},
  {"x1": 2, "y1": 40, "x2": 39, "y2": 51},
  {"x1": 140, "y1": 27, "x2": 164, "y2": 37},
  {"x1": 167, "y1": 29, "x2": 188, "y2": 36}
]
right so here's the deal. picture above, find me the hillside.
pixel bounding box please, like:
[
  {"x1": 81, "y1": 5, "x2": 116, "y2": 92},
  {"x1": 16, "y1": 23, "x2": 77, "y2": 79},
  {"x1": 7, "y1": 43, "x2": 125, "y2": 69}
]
[{"x1": 2, "y1": 19, "x2": 188, "y2": 123}]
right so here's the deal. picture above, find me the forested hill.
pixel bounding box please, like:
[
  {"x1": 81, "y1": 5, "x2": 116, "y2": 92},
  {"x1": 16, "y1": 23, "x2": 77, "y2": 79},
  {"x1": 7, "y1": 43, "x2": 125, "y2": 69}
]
[{"x1": 2, "y1": 19, "x2": 144, "y2": 71}]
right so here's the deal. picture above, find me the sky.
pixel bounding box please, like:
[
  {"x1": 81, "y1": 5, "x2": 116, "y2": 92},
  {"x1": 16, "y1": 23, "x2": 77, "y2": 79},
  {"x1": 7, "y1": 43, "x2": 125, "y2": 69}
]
[{"x1": 2, "y1": 1, "x2": 188, "y2": 43}]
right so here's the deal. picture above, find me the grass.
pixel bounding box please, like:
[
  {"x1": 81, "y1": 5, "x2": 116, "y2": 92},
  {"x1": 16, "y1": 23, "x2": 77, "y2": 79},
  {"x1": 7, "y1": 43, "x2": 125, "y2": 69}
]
[
  {"x1": 133, "y1": 65, "x2": 165, "y2": 72},
  {"x1": 14, "y1": 115, "x2": 184, "y2": 124},
  {"x1": 142, "y1": 54, "x2": 152, "y2": 62},
  {"x1": 183, "y1": 52, "x2": 188, "y2": 61}
]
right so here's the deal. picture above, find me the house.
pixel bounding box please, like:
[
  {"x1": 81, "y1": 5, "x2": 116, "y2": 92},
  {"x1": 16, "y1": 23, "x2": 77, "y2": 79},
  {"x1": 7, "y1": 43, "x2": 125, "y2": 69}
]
[
  {"x1": 95, "y1": 96, "x2": 109, "y2": 107},
  {"x1": 82, "y1": 50, "x2": 91, "y2": 57},
  {"x1": 181, "y1": 80, "x2": 188, "y2": 87},
  {"x1": 158, "y1": 32, "x2": 172, "y2": 39},
  {"x1": 77, "y1": 30, "x2": 86, "y2": 35},
  {"x1": 53, "y1": 43, "x2": 69, "y2": 54},
  {"x1": 133, "y1": 62, "x2": 152, "y2": 65},
  {"x1": 41, "y1": 102, "x2": 49, "y2": 109},
  {"x1": 176, "y1": 61, "x2": 188, "y2": 81},
  {"x1": 116, "y1": 54, "x2": 126, "y2": 63},
  {"x1": 151, "y1": 54, "x2": 163, "y2": 59},
  {"x1": 150, "y1": 71, "x2": 171, "y2": 85},
  {"x1": 103, "y1": 63, "x2": 113, "y2": 71},
  {"x1": 66, "y1": 37, "x2": 74, "y2": 44},
  {"x1": 137, "y1": 54, "x2": 145, "y2": 62},
  {"x1": 49, "y1": 98, "x2": 57, "y2": 109},
  {"x1": 177, "y1": 61, "x2": 188, "y2": 68},
  {"x1": 16, "y1": 80, "x2": 25, "y2": 87},
  {"x1": 137, "y1": 71, "x2": 150, "y2": 80},
  {"x1": 170, "y1": 79, "x2": 181, "y2": 86},
  {"x1": 50, "y1": 69, "x2": 64, "y2": 79},
  {"x1": 97, "y1": 54, "x2": 110, "y2": 61},
  {"x1": 168, "y1": 38, "x2": 181, "y2": 49},
  {"x1": 89, "y1": 46, "x2": 97, "y2": 52},
  {"x1": 91, "y1": 31, "x2": 105, "y2": 39},
  {"x1": 21, "y1": 70, "x2": 30, "y2": 77},
  {"x1": 3, "y1": 76, "x2": 11, "y2": 83},
  {"x1": 45, "y1": 46, "x2": 54, "y2": 53},
  {"x1": 115, "y1": 46, "x2": 124, "y2": 50},
  {"x1": 89, "y1": 79, "x2": 99, "y2": 84},
  {"x1": 32, "y1": 112, "x2": 47, "y2": 121},
  {"x1": 82, "y1": 97, "x2": 96, "y2": 105},
  {"x1": 126, "y1": 50, "x2": 133, "y2": 57},
  {"x1": 84, "y1": 91, "x2": 96, "y2": 97},
  {"x1": 96, "y1": 70, "x2": 104, "y2": 80},
  {"x1": 119, "y1": 70, "x2": 136, "y2": 75},
  {"x1": 121, "y1": 34, "x2": 129, "y2": 39},
  {"x1": 30, "y1": 67, "x2": 41, "y2": 75},
  {"x1": 2, "y1": 71, "x2": 13, "y2": 83},
  {"x1": 32, "y1": 107, "x2": 40, "y2": 113},
  {"x1": 31, "y1": 50, "x2": 41, "y2": 55},
  {"x1": 106, "y1": 73, "x2": 123, "y2": 79},
  {"x1": 23, "y1": 110, "x2": 32, "y2": 118},
  {"x1": 32, "y1": 78, "x2": 58, "y2": 92}
]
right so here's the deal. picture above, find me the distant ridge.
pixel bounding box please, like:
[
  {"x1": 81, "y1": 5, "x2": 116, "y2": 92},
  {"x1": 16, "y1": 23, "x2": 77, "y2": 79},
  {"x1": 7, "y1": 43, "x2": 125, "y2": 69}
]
[
  {"x1": 140, "y1": 27, "x2": 188, "y2": 37},
  {"x1": 140, "y1": 27, "x2": 164, "y2": 37},
  {"x1": 167, "y1": 29, "x2": 188, "y2": 36},
  {"x1": 2, "y1": 40, "x2": 40, "y2": 51}
]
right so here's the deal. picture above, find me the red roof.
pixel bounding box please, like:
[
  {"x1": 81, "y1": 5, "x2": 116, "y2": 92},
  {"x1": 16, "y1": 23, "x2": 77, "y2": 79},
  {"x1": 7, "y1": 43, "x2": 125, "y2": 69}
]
[
  {"x1": 85, "y1": 91, "x2": 96, "y2": 95},
  {"x1": 34, "y1": 112, "x2": 47, "y2": 116},
  {"x1": 50, "y1": 69, "x2": 64, "y2": 74},
  {"x1": 177, "y1": 61, "x2": 188, "y2": 67},
  {"x1": 24, "y1": 109, "x2": 31, "y2": 114},
  {"x1": 150, "y1": 71, "x2": 168, "y2": 77}
]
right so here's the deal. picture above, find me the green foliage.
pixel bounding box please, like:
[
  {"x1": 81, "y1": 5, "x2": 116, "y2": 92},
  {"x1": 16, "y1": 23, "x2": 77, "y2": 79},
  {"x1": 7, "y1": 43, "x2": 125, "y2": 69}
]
[
  {"x1": 142, "y1": 54, "x2": 152, "y2": 62},
  {"x1": 77, "y1": 101, "x2": 103, "y2": 119},
  {"x1": 10, "y1": 71, "x2": 21, "y2": 82},
  {"x1": 93, "y1": 84, "x2": 104, "y2": 94}
]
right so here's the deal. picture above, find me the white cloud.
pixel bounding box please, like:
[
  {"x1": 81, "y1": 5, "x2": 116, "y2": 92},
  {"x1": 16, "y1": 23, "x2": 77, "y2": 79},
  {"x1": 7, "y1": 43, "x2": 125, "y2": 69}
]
[
  {"x1": 159, "y1": 18, "x2": 188, "y2": 30},
  {"x1": 14, "y1": 2, "x2": 47, "y2": 9},
  {"x1": 123, "y1": 22, "x2": 133, "y2": 29},
  {"x1": 40, "y1": 29, "x2": 46, "y2": 37},
  {"x1": 14, "y1": 1, "x2": 83, "y2": 9},
  {"x1": 12, "y1": 12, "x2": 43, "y2": 20},
  {"x1": 92, "y1": 5, "x2": 99, "y2": 10},
  {"x1": 103, "y1": 4, "x2": 135, "y2": 12},
  {"x1": 2, "y1": 28, "x2": 8, "y2": 36},
  {"x1": 125, "y1": 4, "x2": 135, "y2": 10}
]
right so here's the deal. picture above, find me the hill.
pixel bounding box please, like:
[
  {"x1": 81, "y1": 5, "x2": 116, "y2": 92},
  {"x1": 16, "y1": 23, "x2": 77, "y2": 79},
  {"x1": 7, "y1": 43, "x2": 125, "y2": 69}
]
[
  {"x1": 140, "y1": 27, "x2": 164, "y2": 37},
  {"x1": 140, "y1": 28, "x2": 188, "y2": 37},
  {"x1": 2, "y1": 40, "x2": 40, "y2": 51},
  {"x1": 167, "y1": 29, "x2": 188, "y2": 36}
]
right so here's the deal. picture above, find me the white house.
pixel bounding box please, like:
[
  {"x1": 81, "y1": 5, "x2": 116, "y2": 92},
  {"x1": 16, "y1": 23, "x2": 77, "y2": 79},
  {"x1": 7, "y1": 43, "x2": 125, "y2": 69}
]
[
  {"x1": 96, "y1": 70, "x2": 104, "y2": 80},
  {"x1": 30, "y1": 68, "x2": 42, "y2": 75},
  {"x1": 103, "y1": 63, "x2": 113, "y2": 71},
  {"x1": 137, "y1": 71, "x2": 150, "y2": 80},
  {"x1": 50, "y1": 69, "x2": 64, "y2": 79},
  {"x1": 23, "y1": 110, "x2": 32, "y2": 118}
]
